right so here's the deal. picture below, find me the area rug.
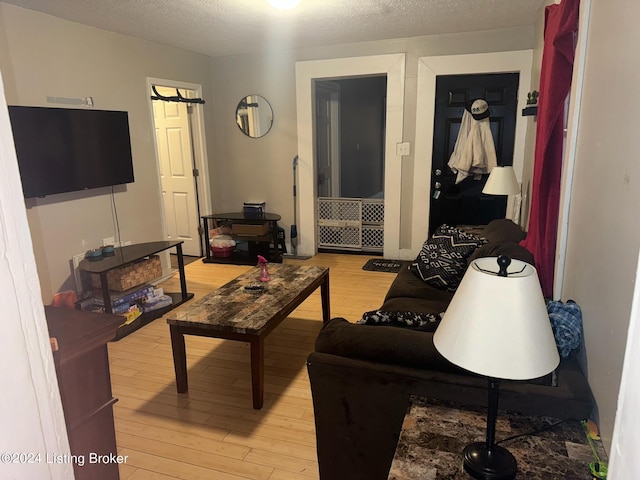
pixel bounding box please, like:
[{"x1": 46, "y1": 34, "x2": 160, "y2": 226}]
[{"x1": 362, "y1": 258, "x2": 408, "y2": 273}]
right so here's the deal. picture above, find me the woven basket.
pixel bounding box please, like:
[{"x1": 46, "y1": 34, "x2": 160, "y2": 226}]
[{"x1": 91, "y1": 255, "x2": 162, "y2": 291}]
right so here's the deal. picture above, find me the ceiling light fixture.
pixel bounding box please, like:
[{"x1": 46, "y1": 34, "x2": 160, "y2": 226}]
[{"x1": 268, "y1": 0, "x2": 300, "y2": 10}]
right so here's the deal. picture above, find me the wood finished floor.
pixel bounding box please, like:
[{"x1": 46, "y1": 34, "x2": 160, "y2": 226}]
[{"x1": 111, "y1": 253, "x2": 398, "y2": 480}]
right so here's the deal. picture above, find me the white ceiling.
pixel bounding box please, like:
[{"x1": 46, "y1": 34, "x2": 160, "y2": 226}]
[{"x1": 1, "y1": 0, "x2": 548, "y2": 57}]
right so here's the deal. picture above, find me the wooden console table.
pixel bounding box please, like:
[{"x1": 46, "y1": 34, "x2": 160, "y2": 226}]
[
  {"x1": 201, "y1": 212, "x2": 282, "y2": 265},
  {"x1": 79, "y1": 241, "x2": 194, "y2": 339},
  {"x1": 46, "y1": 306, "x2": 124, "y2": 480}
]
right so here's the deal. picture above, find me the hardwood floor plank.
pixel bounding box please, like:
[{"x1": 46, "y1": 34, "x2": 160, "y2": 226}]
[
  {"x1": 108, "y1": 253, "x2": 394, "y2": 479},
  {"x1": 118, "y1": 462, "x2": 138, "y2": 479},
  {"x1": 243, "y1": 449, "x2": 317, "y2": 478},
  {"x1": 118, "y1": 448, "x2": 252, "y2": 480},
  {"x1": 116, "y1": 419, "x2": 250, "y2": 459},
  {"x1": 126, "y1": 469, "x2": 182, "y2": 480},
  {"x1": 112, "y1": 384, "x2": 192, "y2": 408},
  {"x1": 115, "y1": 406, "x2": 229, "y2": 441},
  {"x1": 111, "y1": 373, "x2": 167, "y2": 393},
  {"x1": 117, "y1": 434, "x2": 273, "y2": 480},
  {"x1": 115, "y1": 394, "x2": 212, "y2": 424},
  {"x1": 187, "y1": 400, "x2": 313, "y2": 433},
  {"x1": 222, "y1": 432, "x2": 318, "y2": 463},
  {"x1": 268, "y1": 468, "x2": 319, "y2": 480},
  {"x1": 187, "y1": 394, "x2": 307, "y2": 419},
  {"x1": 204, "y1": 413, "x2": 317, "y2": 447}
]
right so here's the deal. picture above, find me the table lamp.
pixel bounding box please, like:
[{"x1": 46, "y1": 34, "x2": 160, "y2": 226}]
[
  {"x1": 483, "y1": 166, "x2": 519, "y2": 195},
  {"x1": 433, "y1": 256, "x2": 559, "y2": 480}
]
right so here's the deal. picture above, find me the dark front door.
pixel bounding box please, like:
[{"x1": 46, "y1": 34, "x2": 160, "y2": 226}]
[{"x1": 429, "y1": 73, "x2": 519, "y2": 234}]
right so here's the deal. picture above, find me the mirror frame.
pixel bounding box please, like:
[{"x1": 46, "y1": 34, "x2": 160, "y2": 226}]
[{"x1": 236, "y1": 94, "x2": 274, "y2": 138}]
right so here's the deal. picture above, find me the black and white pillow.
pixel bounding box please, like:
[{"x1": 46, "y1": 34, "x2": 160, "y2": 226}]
[
  {"x1": 410, "y1": 224, "x2": 487, "y2": 291},
  {"x1": 357, "y1": 310, "x2": 443, "y2": 332}
]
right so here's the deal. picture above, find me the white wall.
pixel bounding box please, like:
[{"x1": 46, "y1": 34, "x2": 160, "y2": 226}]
[
  {"x1": 209, "y1": 27, "x2": 537, "y2": 253},
  {"x1": 0, "y1": 68, "x2": 71, "y2": 480},
  {"x1": 560, "y1": 0, "x2": 640, "y2": 449},
  {"x1": 0, "y1": 3, "x2": 215, "y2": 302},
  {"x1": 520, "y1": 6, "x2": 547, "y2": 230},
  {"x1": 0, "y1": 1, "x2": 538, "y2": 297},
  {"x1": 608, "y1": 251, "x2": 640, "y2": 478},
  {"x1": 1, "y1": 0, "x2": 638, "y2": 468}
]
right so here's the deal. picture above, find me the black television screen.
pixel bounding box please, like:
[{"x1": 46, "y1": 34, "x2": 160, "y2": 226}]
[{"x1": 8, "y1": 106, "x2": 135, "y2": 198}]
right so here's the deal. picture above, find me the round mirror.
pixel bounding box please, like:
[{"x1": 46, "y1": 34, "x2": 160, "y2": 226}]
[{"x1": 236, "y1": 94, "x2": 273, "y2": 138}]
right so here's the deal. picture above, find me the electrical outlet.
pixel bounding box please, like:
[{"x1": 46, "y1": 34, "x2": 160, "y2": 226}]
[
  {"x1": 103, "y1": 236, "x2": 115, "y2": 246},
  {"x1": 122, "y1": 240, "x2": 132, "y2": 246}
]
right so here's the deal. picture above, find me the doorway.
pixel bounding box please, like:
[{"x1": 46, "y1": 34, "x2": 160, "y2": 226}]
[
  {"x1": 315, "y1": 76, "x2": 387, "y2": 253},
  {"x1": 429, "y1": 72, "x2": 519, "y2": 233},
  {"x1": 411, "y1": 51, "x2": 533, "y2": 253},
  {"x1": 295, "y1": 53, "x2": 406, "y2": 259},
  {"x1": 148, "y1": 80, "x2": 211, "y2": 257}
]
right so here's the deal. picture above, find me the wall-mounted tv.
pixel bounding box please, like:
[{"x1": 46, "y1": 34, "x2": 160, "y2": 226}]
[{"x1": 8, "y1": 106, "x2": 135, "y2": 198}]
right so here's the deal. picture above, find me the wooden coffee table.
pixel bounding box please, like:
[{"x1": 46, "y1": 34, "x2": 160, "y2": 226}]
[{"x1": 167, "y1": 264, "x2": 330, "y2": 409}]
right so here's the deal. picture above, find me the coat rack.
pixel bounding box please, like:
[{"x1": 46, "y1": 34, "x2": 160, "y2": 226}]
[{"x1": 150, "y1": 86, "x2": 205, "y2": 104}]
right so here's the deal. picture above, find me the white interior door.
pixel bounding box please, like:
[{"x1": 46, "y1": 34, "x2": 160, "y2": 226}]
[{"x1": 153, "y1": 86, "x2": 200, "y2": 256}]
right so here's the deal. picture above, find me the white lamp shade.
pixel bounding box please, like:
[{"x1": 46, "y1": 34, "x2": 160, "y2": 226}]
[
  {"x1": 482, "y1": 166, "x2": 520, "y2": 195},
  {"x1": 433, "y1": 257, "x2": 559, "y2": 380}
]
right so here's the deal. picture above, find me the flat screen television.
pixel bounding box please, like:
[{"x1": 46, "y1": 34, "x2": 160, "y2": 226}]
[{"x1": 7, "y1": 106, "x2": 135, "y2": 198}]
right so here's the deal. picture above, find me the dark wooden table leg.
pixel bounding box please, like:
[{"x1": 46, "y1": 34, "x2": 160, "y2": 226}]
[
  {"x1": 175, "y1": 243, "x2": 188, "y2": 301},
  {"x1": 320, "y1": 271, "x2": 330, "y2": 323},
  {"x1": 170, "y1": 325, "x2": 188, "y2": 393},
  {"x1": 249, "y1": 335, "x2": 265, "y2": 409}
]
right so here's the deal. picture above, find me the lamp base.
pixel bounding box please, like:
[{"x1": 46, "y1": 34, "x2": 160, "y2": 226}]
[{"x1": 463, "y1": 442, "x2": 517, "y2": 480}]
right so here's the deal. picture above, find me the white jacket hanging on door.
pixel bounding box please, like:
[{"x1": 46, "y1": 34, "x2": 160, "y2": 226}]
[{"x1": 447, "y1": 99, "x2": 497, "y2": 184}]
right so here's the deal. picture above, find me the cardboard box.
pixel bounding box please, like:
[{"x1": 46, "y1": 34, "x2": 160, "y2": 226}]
[{"x1": 232, "y1": 222, "x2": 269, "y2": 236}]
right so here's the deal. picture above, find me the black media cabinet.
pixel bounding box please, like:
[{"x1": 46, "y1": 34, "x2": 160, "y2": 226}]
[
  {"x1": 78, "y1": 240, "x2": 194, "y2": 339},
  {"x1": 201, "y1": 212, "x2": 282, "y2": 265}
]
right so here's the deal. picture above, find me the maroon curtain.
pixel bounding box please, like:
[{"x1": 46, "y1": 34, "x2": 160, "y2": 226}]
[{"x1": 521, "y1": 0, "x2": 580, "y2": 298}]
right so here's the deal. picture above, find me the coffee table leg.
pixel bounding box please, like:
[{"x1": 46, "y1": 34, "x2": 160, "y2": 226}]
[
  {"x1": 321, "y1": 272, "x2": 331, "y2": 323},
  {"x1": 170, "y1": 325, "x2": 188, "y2": 393},
  {"x1": 250, "y1": 336, "x2": 265, "y2": 409}
]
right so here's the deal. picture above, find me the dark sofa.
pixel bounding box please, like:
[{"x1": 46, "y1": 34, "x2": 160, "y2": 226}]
[{"x1": 306, "y1": 220, "x2": 594, "y2": 480}]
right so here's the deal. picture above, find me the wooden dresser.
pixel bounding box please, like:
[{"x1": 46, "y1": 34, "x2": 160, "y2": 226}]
[{"x1": 45, "y1": 306, "x2": 123, "y2": 480}]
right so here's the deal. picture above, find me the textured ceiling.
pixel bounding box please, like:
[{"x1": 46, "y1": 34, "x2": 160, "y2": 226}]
[{"x1": 1, "y1": 0, "x2": 548, "y2": 57}]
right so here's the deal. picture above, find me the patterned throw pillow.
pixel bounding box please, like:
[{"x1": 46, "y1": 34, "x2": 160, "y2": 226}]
[
  {"x1": 357, "y1": 310, "x2": 443, "y2": 332},
  {"x1": 410, "y1": 224, "x2": 487, "y2": 291}
]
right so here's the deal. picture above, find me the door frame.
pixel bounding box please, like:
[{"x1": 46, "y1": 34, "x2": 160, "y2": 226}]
[
  {"x1": 295, "y1": 54, "x2": 406, "y2": 259},
  {"x1": 146, "y1": 77, "x2": 212, "y2": 256},
  {"x1": 315, "y1": 81, "x2": 341, "y2": 197},
  {"x1": 412, "y1": 51, "x2": 533, "y2": 255}
]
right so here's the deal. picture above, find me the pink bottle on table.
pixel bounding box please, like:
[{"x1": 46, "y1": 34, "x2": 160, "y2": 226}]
[{"x1": 257, "y1": 255, "x2": 270, "y2": 282}]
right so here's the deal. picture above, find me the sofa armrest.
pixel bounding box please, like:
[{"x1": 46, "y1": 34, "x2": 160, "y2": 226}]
[{"x1": 307, "y1": 352, "x2": 415, "y2": 480}]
